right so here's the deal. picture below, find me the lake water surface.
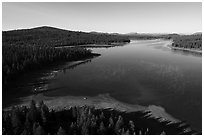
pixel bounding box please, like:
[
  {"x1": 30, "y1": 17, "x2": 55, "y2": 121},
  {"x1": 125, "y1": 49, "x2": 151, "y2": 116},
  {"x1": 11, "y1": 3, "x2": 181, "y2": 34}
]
[{"x1": 3, "y1": 39, "x2": 202, "y2": 131}]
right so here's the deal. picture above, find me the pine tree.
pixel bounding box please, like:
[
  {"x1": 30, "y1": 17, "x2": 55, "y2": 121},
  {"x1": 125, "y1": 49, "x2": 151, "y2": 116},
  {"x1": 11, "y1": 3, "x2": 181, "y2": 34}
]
[
  {"x1": 38, "y1": 100, "x2": 44, "y2": 110},
  {"x1": 139, "y1": 130, "x2": 142, "y2": 135},
  {"x1": 3, "y1": 111, "x2": 13, "y2": 134},
  {"x1": 30, "y1": 100, "x2": 36, "y2": 111},
  {"x1": 160, "y1": 131, "x2": 166, "y2": 135},
  {"x1": 109, "y1": 117, "x2": 114, "y2": 127},
  {"x1": 90, "y1": 118, "x2": 97, "y2": 135},
  {"x1": 144, "y1": 128, "x2": 149, "y2": 135},
  {"x1": 72, "y1": 106, "x2": 77, "y2": 118},
  {"x1": 99, "y1": 112, "x2": 105, "y2": 120},
  {"x1": 88, "y1": 107, "x2": 92, "y2": 117},
  {"x1": 115, "y1": 115, "x2": 124, "y2": 134},
  {"x1": 57, "y1": 126, "x2": 66, "y2": 135},
  {"x1": 32, "y1": 122, "x2": 38, "y2": 134},
  {"x1": 24, "y1": 113, "x2": 33, "y2": 134},
  {"x1": 40, "y1": 102, "x2": 49, "y2": 124},
  {"x1": 33, "y1": 124, "x2": 46, "y2": 135},
  {"x1": 121, "y1": 128, "x2": 126, "y2": 135},
  {"x1": 21, "y1": 129, "x2": 30, "y2": 135},
  {"x1": 27, "y1": 100, "x2": 39, "y2": 124},
  {"x1": 129, "y1": 120, "x2": 135, "y2": 134},
  {"x1": 68, "y1": 122, "x2": 76, "y2": 134},
  {"x1": 11, "y1": 107, "x2": 22, "y2": 134},
  {"x1": 98, "y1": 121, "x2": 106, "y2": 135},
  {"x1": 81, "y1": 122, "x2": 89, "y2": 135},
  {"x1": 125, "y1": 129, "x2": 130, "y2": 135}
]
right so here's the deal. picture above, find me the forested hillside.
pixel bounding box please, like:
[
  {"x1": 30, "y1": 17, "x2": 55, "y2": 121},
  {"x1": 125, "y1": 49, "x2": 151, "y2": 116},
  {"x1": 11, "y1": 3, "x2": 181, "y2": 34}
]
[
  {"x1": 3, "y1": 26, "x2": 130, "y2": 47},
  {"x1": 3, "y1": 26, "x2": 130, "y2": 85}
]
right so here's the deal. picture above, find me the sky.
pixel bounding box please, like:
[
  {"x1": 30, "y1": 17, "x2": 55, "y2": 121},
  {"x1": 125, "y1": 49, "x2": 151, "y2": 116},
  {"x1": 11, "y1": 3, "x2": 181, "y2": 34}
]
[{"x1": 2, "y1": 2, "x2": 202, "y2": 34}]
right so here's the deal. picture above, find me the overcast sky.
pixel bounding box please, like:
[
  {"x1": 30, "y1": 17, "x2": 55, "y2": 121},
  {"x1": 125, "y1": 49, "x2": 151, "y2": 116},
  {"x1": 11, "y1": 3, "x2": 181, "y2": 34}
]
[{"x1": 2, "y1": 2, "x2": 202, "y2": 34}]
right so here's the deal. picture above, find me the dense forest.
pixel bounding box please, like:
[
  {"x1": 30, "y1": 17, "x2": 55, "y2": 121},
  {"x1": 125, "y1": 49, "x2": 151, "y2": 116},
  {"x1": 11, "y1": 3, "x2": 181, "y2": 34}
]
[
  {"x1": 124, "y1": 33, "x2": 165, "y2": 40},
  {"x1": 2, "y1": 26, "x2": 131, "y2": 86},
  {"x1": 2, "y1": 100, "x2": 200, "y2": 135},
  {"x1": 3, "y1": 26, "x2": 130, "y2": 47},
  {"x1": 2, "y1": 45, "x2": 98, "y2": 86},
  {"x1": 171, "y1": 34, "x2": 202, "y2": 50}
]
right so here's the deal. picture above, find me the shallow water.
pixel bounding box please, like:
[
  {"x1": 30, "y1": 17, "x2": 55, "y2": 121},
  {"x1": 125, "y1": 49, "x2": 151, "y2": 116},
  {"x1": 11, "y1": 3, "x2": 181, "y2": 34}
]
[{"x1": 3, "y1": 39, "x2": 202, "y2": 131}]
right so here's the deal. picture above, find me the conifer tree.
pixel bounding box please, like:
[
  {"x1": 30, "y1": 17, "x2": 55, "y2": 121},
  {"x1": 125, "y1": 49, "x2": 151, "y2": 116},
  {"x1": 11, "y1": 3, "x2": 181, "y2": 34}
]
[
  {"x1": 57, "y1": 126, "x2": 66, "y2": 135},
  {"x1": 40, "y1": 102, "x2": 49, "y2": 124},
  {"x1": 11, "y1": 107, "x2": 22, "y2": 134},
  {"x1": 129, "y1": 120, "x2": 135, "y2": 134},
  {"x1": 125, "y1": 129, "x2": 130, "y2": 135},
  {"x1": 99, "y1": 112, "x2": 105, "y2": 120},
  {"x1": 98, "y1": 121, "x2": 106, "y2": 135},
  {"x1": 115, "y1": 115, "x2": 124, "y2": 134},
  {"x1": 35, "y1": 125, "x2": 46, "y2": 135},
  {"x1": 81, "y1": 122, "x2": 89, "y2": 135},
  {"x1": 69, "y1": 122, "x2": 76, "y2": 134}
]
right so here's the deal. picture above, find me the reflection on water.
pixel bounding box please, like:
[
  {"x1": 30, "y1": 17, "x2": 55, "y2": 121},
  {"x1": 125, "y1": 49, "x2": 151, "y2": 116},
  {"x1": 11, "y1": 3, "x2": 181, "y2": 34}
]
[
  {"x1": 3, "y1": 58, "x2": 95, "y2": 108},
  {"x1": 171, "y1": 49, "x2": 202, "y2": 57},
  {"x1": 3, "y1": 39, "x2": 202, "y2": 132}
]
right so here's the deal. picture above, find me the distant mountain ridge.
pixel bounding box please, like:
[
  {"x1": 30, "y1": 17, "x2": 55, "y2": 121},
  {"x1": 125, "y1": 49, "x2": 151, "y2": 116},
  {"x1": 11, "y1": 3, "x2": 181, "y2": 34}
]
[
  {"x1": 3, "y1": 26, "x2": 130, "y2": 47},
  {"x1": 3, "y1": 26, "x2": 201, "y2": 37}
]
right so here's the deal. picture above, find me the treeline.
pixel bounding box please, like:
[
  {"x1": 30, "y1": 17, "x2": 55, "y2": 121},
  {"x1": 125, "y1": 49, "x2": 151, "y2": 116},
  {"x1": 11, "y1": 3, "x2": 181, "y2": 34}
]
[
  {"x1": 171, "y1": 35, "x2": 202, "y2": 50},
  {"x1": 2, "y1": 100, "x2": 200, "y2": 135},
  {"x1": 2, "y1": 45, "x2": 98, "y2": 86},
  {"x1": 3, "y1": 26, "x2": 130, "y2": 47},
  {"x1": 2, "y1": 26, "x2": 130, "y2": 85},
  {"x1": 125, "y1": 34, "x2": 165, "y2": 40},
  {"x1": 126, "y1": 33, "x2": 202, "y2": 50}
]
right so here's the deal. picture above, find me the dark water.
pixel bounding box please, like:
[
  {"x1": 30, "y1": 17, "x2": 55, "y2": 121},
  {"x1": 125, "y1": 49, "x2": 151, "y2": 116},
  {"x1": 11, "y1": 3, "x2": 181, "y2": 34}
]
[{"x1": 3, "y1": 39, "x2": 202, "y2": 131}]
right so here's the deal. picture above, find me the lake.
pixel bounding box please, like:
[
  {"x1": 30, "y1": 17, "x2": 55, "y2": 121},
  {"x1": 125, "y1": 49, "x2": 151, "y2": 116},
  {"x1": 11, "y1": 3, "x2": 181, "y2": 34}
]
[{"x1": 3, "y1": 39, "x2": 202, "y2": 131}]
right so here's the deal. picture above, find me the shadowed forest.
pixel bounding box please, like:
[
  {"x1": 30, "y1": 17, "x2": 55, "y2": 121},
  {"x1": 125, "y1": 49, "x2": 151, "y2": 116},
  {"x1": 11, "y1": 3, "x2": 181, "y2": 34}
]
[
  {"x1": 2, "y1": 26, "x2": 130, "y2": 86},
  {"x1": 2, "y1": 100, "x2": 200, "y2": 135}
]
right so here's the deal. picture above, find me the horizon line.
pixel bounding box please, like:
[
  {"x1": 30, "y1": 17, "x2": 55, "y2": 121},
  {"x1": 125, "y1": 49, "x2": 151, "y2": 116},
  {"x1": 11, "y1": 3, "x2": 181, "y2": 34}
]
[{"x1": 2, "y1": 25, "x2": 202, "y2": 35}]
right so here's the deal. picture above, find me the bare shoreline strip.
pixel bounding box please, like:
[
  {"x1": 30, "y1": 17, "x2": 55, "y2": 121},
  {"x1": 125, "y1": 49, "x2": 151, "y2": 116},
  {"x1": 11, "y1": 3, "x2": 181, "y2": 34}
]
[
  {"x1": 166, "y1": 40, "x2": 202, "y2": 54},
  {"x1": 171, "y1": 46, "x2": 202, "y2": 54},
  {"x1": 55, "y1": 42, "x2": 129, "y2": 48},
  {"x1": 4, "y1": 93, "x2": 179, "y2": 124}
]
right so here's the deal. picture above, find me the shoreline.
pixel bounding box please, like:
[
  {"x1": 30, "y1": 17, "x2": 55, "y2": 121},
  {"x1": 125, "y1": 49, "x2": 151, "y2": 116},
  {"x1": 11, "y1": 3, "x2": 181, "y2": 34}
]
[
  {"x1": 4, "y1": 93, "x2": 179, "y2": 124},
  {"x1": 171, "y1": 46, "x2": 202, "y2": 54},
  {"x1": 167, "y1": 42, "x2": 202, "y2": 54},
  {"x1": 131, "y1": 38, "x2": 202, "y2": 54},
  {"x1": 55, "y1": 42, "x2": 130, "y2": 48},
  {"x1": 4, "y1": 94, "x2": 199, "y2": 135}
]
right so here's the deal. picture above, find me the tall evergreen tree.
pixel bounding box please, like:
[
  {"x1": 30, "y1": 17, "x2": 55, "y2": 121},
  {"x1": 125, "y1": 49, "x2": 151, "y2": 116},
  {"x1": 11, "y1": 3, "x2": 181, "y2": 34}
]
[{"x1": 57, "y1": 126, "x2": 66, "y2": 135}]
